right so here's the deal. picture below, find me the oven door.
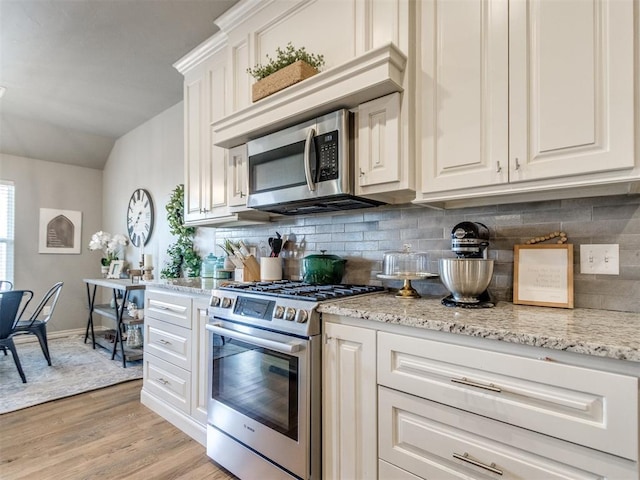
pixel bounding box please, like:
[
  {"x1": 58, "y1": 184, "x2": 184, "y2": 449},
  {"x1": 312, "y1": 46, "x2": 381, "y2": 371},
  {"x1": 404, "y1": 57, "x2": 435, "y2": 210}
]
[{"x1": 206, "y1": 319, "x2": 319, "y2": 479}]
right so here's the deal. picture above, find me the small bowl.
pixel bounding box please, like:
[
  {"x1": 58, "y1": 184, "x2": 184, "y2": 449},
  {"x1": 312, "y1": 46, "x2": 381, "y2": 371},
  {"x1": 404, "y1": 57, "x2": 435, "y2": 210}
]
[{"x1": 439, "y1": 258, "x2": 494, "y2": 303}]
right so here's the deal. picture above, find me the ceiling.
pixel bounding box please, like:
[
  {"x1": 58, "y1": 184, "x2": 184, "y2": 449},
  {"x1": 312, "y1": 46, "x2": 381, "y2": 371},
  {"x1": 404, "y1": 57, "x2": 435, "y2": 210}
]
[{"x1": 0, "y1": 0, "x2": 239, "y2": 170}]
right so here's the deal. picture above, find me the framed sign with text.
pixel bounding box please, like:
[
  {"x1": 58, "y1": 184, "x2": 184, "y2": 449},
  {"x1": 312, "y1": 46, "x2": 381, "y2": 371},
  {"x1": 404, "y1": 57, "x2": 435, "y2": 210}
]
[{"x1": 513, "y1": 244, "x2": 574, "y2": 309}]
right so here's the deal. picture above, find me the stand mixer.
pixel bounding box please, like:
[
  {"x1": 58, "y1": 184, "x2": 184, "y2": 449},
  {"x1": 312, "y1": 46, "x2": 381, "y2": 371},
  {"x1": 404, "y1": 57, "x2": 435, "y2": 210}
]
[{"x1": 440, "y1": 222, "x2": 495, "y2": 307}]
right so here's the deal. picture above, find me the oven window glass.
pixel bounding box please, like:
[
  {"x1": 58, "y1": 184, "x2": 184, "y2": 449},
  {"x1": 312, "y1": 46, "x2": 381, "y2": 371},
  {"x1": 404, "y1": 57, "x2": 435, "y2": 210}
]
[
  {"x1": 212, "y1": 335, "x2": 298, "y2": 441},
  {"x1": 249, "y1": 141, "x2": 309, "y2": 193}
]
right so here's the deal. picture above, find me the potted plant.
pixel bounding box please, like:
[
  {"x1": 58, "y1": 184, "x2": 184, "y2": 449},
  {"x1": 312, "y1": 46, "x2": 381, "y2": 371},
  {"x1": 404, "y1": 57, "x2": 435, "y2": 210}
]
[
  {"x1": 160, "y1": 184, "x2": 201, "y2": 278},
  {"x1": 247, "y1": 42, "x2": 325, "y2": 102}
]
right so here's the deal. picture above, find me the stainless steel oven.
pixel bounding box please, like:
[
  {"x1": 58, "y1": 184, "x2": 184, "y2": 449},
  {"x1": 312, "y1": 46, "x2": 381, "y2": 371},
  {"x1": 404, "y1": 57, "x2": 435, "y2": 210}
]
[{"x1": 206, "y1": 281, "x2": 384, "y2": 480}]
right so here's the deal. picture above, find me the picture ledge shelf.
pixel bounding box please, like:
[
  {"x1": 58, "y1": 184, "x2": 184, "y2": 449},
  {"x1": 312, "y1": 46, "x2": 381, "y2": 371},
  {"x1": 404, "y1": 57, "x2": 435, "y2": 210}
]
[{"x1": 212, "y1": 42, "x2": 407, "y2": 149}]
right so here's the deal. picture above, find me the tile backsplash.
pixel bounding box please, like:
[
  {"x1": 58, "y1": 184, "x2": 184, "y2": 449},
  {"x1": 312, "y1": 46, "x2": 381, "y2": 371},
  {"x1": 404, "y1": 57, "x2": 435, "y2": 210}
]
[{"x1": 201, "y1": 194, "x2": 640, "y2": 313}]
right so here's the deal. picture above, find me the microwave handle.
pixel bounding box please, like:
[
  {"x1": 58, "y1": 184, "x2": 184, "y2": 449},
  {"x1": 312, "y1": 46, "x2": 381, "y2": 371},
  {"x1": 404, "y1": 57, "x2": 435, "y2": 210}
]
[
  {"x1": 206, "y1": 323, "x2": 303, "y2": 353},
  {"x1": 303, "y1": 128, "x2": 316, "y2": 191}
]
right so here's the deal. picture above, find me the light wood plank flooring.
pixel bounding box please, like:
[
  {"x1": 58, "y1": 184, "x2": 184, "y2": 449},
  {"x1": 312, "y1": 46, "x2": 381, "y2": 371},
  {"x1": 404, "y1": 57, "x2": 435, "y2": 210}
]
[{"x1": 0, "y1": 379, "x2": 237, "y2": 480}]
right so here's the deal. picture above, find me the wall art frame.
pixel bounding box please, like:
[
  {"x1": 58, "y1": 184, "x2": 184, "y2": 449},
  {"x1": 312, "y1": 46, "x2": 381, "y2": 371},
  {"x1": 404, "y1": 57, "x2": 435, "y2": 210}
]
[
  {"x1": 513, "y1": 243, "x2": 574, "y2": 309},
  {"x1": 38, "y1": 208, "x2": 82, "y2": 254}
]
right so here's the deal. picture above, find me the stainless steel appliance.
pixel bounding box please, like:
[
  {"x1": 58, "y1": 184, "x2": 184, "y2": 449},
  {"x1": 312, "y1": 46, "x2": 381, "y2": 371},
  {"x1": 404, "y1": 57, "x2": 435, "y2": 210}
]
[
  {"x1": 246, "y1": 109, "x2": 384, "y2": 215},
  {"x1": 206, "y1": 281, "x2": 385, "y2": 480},
  {"x1": 441, "y1": 222, "x2": 495, "y2": 308}
]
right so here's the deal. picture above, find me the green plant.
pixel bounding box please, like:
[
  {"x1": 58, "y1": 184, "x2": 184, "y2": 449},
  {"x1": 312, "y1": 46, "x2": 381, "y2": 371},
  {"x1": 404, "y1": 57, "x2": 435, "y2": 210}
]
[
  {"x1": 246, "y1": 42, "x2": 325, "y2": 81},
  {"x1": 160, "y1": 184, "x2": 201, "y2": 278}
]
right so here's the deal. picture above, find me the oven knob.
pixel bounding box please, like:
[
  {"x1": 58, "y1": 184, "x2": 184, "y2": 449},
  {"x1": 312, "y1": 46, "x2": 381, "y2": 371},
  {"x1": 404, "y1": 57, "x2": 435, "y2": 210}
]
[
  {"x1": 221, "y1": 297, "x2": 233, "y2": 309},
  {"x1": 274, "y1": 305, "x2": 285, "y2": 319},
  {"x1": 284, "y1": 307, "x2": 296, "y2": 321},
  {"x1": 295, "y1": 310, "x2": 309, "y2": 323},
  {"x1": 210, "y1": 296, "x2": 221, "y2": 307}
]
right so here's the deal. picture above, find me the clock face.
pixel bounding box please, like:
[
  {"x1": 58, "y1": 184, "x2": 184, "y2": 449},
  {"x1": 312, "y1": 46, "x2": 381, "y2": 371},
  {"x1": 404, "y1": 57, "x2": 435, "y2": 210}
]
[{"x1": 127, "y1": 188, "x2": 154, "y2": 247}]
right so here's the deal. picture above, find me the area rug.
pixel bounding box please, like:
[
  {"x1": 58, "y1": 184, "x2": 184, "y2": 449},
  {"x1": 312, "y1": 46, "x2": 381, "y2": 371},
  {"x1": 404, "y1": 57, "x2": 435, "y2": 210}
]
[{"x1": 0, "y1": 334, "x2": 142, "y2": 414}]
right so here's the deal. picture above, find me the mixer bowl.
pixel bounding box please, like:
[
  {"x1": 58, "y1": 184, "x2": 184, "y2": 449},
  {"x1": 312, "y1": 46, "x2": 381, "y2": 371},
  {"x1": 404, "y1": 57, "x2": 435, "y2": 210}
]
[{"x1": 439, "y1": 258, "x2": 494, "y2": 303}]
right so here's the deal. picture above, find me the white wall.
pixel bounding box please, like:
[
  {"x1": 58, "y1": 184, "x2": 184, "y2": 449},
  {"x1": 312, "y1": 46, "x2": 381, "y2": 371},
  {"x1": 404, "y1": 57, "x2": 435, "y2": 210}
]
[
  {"x1": 102, "y1": 102, "x2": 189, "y2": 292},
  {"x1": 0, "y1": 152, "x2": 103, "y2": 332}
]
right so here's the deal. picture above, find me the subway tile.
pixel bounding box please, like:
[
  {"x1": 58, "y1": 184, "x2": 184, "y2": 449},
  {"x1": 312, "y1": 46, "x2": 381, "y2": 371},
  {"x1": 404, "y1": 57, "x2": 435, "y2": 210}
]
[
  {"x1": 593, "y1": 204, "x2": 640, "y2": 221},
  {"x1": 344, "y1": 241, "x2": 379, "y2": 251},
  {"x1": 345, "y1": 221, "x2": 378, "y2": 232},
  {"x1": 331, "y1": 231, "x2": 364, "y2": 242}
]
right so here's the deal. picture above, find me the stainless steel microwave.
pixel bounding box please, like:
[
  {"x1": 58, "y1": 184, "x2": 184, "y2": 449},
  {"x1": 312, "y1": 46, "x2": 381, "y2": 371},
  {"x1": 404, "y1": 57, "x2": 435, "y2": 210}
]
[{"x1": 246, "y1": 109, "x2": 384, "y2": 215}]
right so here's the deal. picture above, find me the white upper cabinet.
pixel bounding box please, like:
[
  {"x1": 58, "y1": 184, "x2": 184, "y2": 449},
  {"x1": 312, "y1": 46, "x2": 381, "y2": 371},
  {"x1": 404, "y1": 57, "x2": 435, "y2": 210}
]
[{"x1": 417, "y1": 0, "x2": 637, "y2": 205}]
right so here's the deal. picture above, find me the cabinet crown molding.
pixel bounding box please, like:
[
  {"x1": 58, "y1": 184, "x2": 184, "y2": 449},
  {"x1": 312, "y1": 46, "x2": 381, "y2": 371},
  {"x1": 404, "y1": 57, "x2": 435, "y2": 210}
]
[
  {"x1": 173, "y1": 32, "x2": 228, "y2": 74},
  {"x1": 212, "y1": 42, "x2": 407, "y2": 148}
]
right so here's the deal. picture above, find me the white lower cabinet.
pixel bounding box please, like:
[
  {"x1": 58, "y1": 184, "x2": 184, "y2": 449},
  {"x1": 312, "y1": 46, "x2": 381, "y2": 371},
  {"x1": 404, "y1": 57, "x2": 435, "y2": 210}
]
[
  {"x1": 322, "y1": 315, "x2": 640, "y2": 479},
  {"x1": 379, "y1": 386, "x2": 637, "y2": 479},
  {"x1": 141, "y1": 289, "x2": 210, "y2": 446},
  {"x1": 322, "y1": 322, "x2": 377, "y2": 480}
]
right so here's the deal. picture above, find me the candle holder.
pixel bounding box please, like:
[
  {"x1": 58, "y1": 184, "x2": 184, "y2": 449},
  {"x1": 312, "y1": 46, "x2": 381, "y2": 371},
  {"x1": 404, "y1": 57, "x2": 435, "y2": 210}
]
[{"x1": 143, "y1": 266, "x2": 154, "y2": 281}]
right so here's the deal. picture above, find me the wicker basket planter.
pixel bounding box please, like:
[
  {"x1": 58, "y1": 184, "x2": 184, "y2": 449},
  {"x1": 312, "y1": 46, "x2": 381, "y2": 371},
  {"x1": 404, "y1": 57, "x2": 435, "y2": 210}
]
[{"x1": 251, "y1": 60, "x2": 319, "y2": 102}]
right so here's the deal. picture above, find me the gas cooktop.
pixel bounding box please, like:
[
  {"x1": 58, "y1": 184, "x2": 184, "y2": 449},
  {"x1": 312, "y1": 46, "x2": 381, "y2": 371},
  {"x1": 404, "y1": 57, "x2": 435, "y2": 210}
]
[{"x1": 219, "y1": 280, "x2": 385, "y2": 301}]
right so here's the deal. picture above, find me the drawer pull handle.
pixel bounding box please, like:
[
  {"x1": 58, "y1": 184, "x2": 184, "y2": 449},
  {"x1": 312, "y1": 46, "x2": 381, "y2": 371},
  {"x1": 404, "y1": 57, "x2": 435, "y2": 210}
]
[
  {"x1": 453, "y1": 452, "x2": 503, "y2": 475},
  {"x1": 451, "y1": 377, "x2": 502, "y2": 393},
  {"x1": 156, "y1": 378, "x2": 170, "y2": 385},
  {"x1": 158, "y1": 339, "x2": 171, "y2": 345}
]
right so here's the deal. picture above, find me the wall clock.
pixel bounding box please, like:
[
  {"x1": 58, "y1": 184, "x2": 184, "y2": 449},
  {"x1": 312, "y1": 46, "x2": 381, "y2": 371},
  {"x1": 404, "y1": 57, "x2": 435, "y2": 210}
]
[{"x1": 127, "y1": 188, "x2": 154, "y2": 247}]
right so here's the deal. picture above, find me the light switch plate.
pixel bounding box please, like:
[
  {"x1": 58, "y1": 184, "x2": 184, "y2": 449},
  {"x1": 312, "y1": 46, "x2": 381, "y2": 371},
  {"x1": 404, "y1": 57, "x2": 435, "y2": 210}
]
[{"x1": 580, "y1": 244, "x2": 619, "y2": 275}]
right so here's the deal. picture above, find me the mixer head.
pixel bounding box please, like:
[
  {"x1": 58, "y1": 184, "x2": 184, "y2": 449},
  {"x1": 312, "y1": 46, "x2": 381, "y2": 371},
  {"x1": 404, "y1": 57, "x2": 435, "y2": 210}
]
[{"x1": 451, "y1": 222, "x2": 490, "y2": 258}]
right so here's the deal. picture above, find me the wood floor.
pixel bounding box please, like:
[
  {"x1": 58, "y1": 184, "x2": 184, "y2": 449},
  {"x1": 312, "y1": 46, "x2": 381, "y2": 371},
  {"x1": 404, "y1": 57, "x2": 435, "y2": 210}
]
[{"x1": 0, "y1": 379, "x2": 237, "y2": 480}]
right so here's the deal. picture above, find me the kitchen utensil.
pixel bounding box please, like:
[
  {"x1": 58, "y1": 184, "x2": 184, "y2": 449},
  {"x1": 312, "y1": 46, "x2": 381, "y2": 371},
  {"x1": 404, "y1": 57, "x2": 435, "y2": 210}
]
[
  {"x1": 268, "y1": 232, "x2": 283, "y2": 257},
  {"x1": 301, "y1": 251, "x2": 346, "y2": 285},
  {"x1": 439, "y1": 258, "x2": 494, "y2": 303}
]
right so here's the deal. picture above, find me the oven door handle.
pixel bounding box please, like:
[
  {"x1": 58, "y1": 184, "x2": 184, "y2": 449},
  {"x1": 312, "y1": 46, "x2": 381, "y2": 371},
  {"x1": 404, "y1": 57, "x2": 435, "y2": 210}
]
[
  {"x1": 303, "y1": 127, "x2": 316, "y2": 192},
  {"x1": 206, "y1": 323, "x2": 303, "y2": 353}
]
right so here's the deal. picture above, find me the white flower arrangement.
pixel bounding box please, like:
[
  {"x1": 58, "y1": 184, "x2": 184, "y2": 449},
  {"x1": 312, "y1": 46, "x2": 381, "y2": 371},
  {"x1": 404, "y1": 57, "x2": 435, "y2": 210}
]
[{"x1": 89, "y1": 231, "x2": 128, "y2": 266}]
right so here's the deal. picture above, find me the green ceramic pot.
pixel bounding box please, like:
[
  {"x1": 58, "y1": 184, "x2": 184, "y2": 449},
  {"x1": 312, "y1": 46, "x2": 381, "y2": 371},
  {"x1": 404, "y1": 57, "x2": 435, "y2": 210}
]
[{"x1": 302, "y1": 251, "x2": 346, "y2": 285}]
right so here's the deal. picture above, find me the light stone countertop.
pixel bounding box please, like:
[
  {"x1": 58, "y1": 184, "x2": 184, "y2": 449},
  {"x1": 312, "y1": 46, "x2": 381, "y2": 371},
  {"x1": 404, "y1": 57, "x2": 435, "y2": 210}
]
[
  {"x1": 318, "y1": 293, "x2": 640, "y2": 363},
  {"x1": 145, "y1": 281, "x2": 640, "y2": 363}
]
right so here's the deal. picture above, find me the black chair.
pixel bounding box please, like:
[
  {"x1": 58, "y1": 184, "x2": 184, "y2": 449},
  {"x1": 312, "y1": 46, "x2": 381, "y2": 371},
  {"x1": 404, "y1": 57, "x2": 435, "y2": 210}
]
[
  {"x1": 0, "y1": 280, "x2": 13, "y2": 291},
  {"x1": 13, "y1": 282, "x2": 64, "y2": 366},
  {"x1": 0, "y1": 289, "x2": 34, "y2": 383}
]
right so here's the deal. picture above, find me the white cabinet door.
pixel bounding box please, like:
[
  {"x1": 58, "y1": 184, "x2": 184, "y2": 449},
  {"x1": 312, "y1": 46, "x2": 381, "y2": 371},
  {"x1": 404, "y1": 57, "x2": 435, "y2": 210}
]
[
  {"x1": 509, "y1": 0, "x2": 635, "y2": 182},
  {"x1": 183, "y1": 48, "x2": 229, "y2": 224},
  {"x1": 184, "y1": 59, "x2": 211, "y2": 223},
  {"x1": 418, "y1": 0, "x2": 636, "y2": 200},
  {"x1": 191, "y1": 296, "x2": 210, "y2": 425},
  {"x1": 419, "y1": 0, "x2": 509, "y2": 193},
  {"x1": 323, "y1": 322, "x2": 377, "y2": 480}
]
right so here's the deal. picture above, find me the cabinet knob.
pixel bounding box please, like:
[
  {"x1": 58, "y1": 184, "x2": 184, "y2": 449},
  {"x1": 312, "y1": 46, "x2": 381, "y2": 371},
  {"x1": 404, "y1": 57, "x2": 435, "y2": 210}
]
[
  {"x1": 240, "y1": 191, "x2": 245, "y2": 198},
  {"x1": 359, "y1": 168, "x2": 365, "y2": 177},
  {"x1": 514, "y1": 158, "x2": 521, "y2": 170},
  {"x1": 496, "y1": 161, "x2": 502, "y2": 173}
]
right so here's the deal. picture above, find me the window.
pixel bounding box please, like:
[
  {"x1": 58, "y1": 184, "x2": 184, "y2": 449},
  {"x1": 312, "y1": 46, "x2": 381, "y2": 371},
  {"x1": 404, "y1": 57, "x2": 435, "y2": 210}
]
[{"x1": 0, "y1": 181, "x2": 15, "y2": 283}]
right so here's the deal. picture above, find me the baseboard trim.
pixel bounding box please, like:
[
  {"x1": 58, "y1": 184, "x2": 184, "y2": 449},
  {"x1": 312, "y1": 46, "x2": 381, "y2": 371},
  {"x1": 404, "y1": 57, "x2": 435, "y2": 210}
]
[{"x1": 13, "y1": 327, "x2": 109, "y2": 344}]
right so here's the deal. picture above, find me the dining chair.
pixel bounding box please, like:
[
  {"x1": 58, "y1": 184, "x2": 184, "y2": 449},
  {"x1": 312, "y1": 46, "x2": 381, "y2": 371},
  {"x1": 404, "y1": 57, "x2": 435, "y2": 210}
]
[
  {"x1": 0, "y1": 280, "x2": 13, "y2": 291},
  {"x1": 13, "y1": 281, "x2": 64, "y2": 366},
  {"x1": 0, "y1": 289, "x2": 34, "y2": 383}
]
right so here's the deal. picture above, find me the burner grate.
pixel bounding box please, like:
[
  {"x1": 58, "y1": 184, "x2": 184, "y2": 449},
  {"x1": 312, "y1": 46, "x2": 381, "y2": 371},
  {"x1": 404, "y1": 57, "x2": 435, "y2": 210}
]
[{"x1": 220, "y1": 281, "x2": 384, "y2": 300}]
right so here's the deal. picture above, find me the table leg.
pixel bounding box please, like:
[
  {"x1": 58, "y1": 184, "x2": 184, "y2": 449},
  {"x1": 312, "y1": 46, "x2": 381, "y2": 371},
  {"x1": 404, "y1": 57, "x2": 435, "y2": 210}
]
[
  {"x1": 84, "y1": 284, "x2": 97, "y2": 348},
  {"x1": 110, "y1": 289, "x2": 129, "y2": 368}
]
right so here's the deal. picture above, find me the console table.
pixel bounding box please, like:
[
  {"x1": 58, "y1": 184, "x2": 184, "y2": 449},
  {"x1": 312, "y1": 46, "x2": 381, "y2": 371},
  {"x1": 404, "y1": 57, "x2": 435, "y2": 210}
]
[{"x1": 83, "y1": 278, "x2": 146, "y2": 367}]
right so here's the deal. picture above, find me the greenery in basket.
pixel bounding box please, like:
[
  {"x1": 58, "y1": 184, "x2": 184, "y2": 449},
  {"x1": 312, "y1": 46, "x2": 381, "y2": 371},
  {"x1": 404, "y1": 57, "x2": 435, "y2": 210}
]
[
  {"x1": 246, "y1": 42, "x2": 325, "y2": 81},
  {"x1": 160, "y1": 184, "x2": 201, "y2": 278}
]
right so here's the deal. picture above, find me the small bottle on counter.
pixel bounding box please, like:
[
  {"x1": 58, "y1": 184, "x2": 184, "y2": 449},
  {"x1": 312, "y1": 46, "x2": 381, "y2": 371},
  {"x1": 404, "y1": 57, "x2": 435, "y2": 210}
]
[{"x1": 202, "y1": 253, "x2": 217, "y2": 278}]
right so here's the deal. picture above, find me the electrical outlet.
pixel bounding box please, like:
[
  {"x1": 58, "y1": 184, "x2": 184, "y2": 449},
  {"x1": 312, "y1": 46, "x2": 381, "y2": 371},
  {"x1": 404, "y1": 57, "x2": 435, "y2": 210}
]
[{"x1": 580, "y1": 244, "x2": 620, "y2": 275}]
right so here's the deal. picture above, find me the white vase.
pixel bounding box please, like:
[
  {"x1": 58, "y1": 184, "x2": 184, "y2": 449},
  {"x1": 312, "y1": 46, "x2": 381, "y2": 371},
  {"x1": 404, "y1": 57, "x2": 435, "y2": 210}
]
[{"x1": 101, "y1": 265, "x2": 109, "y2": 277}]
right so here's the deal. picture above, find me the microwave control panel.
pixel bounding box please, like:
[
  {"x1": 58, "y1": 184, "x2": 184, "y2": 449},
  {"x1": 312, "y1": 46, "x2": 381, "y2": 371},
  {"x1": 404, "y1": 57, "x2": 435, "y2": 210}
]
[{"x1": 316, "y1": 131, "x2": 339, "y2": 182}]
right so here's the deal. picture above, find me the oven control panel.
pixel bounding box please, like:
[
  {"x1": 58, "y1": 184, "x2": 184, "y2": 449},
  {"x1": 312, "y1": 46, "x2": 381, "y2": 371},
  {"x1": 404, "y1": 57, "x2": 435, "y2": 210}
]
[{"x1": 209, "y1": 291, "x2": 319, "y2": 336}]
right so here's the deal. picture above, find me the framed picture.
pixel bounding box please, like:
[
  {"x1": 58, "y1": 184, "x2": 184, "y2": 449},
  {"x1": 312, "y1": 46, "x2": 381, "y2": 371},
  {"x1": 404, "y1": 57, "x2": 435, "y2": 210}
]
[
  {"x1": 513, "y1": 244, "x2": 574, "y2": 308},
  {"x1": 38, "y1": 208, "x2": 82, "y2": 254},
  {"x1": 107, "y1": 260, "x2": 124, "y2": 279}
]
